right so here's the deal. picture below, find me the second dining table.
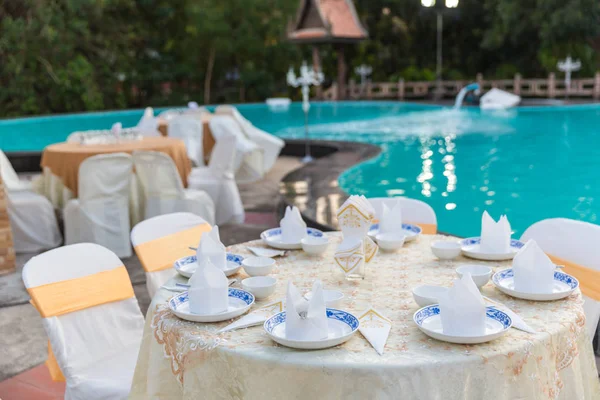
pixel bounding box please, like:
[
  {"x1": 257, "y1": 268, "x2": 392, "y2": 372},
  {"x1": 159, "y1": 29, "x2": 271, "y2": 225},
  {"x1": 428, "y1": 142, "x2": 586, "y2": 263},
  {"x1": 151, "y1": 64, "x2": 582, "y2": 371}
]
[{"x1": 129, "y1": 232, "x2": 599, "y2": 400}]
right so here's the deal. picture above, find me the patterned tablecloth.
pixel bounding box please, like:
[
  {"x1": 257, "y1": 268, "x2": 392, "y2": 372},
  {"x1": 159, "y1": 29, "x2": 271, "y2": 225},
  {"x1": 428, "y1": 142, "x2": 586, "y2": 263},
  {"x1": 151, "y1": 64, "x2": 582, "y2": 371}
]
[{"x1": 129, "y1": 233, "x2": 600, "y2": 400}]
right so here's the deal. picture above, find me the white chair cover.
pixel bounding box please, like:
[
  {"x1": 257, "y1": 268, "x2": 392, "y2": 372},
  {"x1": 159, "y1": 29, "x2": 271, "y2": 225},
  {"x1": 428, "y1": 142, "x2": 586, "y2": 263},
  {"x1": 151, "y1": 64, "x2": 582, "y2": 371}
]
[
  {"x1": 64, "y1": 153, "x2": 133, "y2": 258},
  {"x1": 132, "y1": 151, "x2": 215, "y2": 224},
  {"x1": 158, "y1": 107, "x2": 209, "y2": 122},
  {"x1": 368, "y1": 197, "x2": 437, "y2": 226},
  {"x1": 209, "y1": 115, "x2": 264, "y2": 183},
  {"x1": 215, "y1": 105, "x2": 284, "y2": 172},
  {"x1": 520, "y1": 218, "x2": 600, "y2": 340},
  {"x1": 136, "y1": 107, "x2": 161, "y2": 136},
  {"x1": 188, "y1": 135, "x2": 244, "y2": 224},
  {"x1": 131, "y1": 212, "x2": 211, "y2": 297},
  {"x1": 22, "y1": 243, "x2": 144, "y2": 400},
  {"x1": 168, "y1": 116, "x2": 204, "y2": 167},
  {"x1": 7, "y1": 190, "x2": 62, "y2": 253},
  {"x1": 0, "y1": 149, "x2": 33, "y2": 191}
]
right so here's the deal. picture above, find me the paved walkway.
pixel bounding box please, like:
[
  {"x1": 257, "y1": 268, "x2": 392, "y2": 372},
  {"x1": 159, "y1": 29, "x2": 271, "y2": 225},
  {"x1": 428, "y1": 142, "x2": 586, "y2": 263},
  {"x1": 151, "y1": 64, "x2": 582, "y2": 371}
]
[{"x1": 0, "y1": 157, "x2": 300, "y2": 399}]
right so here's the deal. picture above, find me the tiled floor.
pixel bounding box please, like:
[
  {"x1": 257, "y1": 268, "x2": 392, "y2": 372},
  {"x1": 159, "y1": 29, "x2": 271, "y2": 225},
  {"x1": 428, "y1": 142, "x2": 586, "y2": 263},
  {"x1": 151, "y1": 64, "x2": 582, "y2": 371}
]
[{"x1": 0, "y1": 364, "x2": 65, "y2": 399}]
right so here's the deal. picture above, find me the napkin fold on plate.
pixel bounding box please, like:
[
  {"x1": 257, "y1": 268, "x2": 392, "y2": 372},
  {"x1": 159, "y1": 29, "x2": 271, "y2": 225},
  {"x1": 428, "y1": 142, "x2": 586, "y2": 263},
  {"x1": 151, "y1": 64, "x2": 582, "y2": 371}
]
[
  {"x1": 480, "y1": 211, "x2": 512, "y2": 254},
  {"x1": 188, "y1": 259, "x2": 229, "y2": 315},
  {"x1": 111, "y1": 122, "x2": 122, "y2": 137},
  {"x1": 358, "y1": 308, "x2": 391, "y2": 355},
  {"x1": 335, "y1": 195, "x2": 378, "y2": 275},
  {"x1": 379, "y1": 200, "x2": 403, "y2": 236},
  {"x1": 512, "y1": 239, "x2": 556, "y2": 294},
  {"x1": 438, "y1": 273, "x2": 486, "y2": 336},
  {"x1": 218, "y1": 300, "x2": 285, "y2": 333},
  {"x1": 285, "y1": 280, "x2": 328, "y2": 341},
  {"x1": 197, "y1": 226, "x2": 227, "y2": 270},
  {"x1": 280, "y1": 206, "x2": 307, "y2": 243}
]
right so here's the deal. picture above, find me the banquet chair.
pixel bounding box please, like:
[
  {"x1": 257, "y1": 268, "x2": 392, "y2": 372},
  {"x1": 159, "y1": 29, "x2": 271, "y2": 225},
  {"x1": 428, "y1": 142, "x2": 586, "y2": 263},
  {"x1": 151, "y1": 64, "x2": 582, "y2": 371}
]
[
  {"x1": 368, "y1": 197, "x2": 437, "y2": 234},
  {"x1": 521, "y1": 218, "x2": 600, "y2": 341},
  {"x1": 188, "y1": 135, "x2": 244, "y2": 225},
  {"x1": 215, "y1": 105, "x2": 284, "y2": 172},
  {"x1": 136, "y1": 107, "x2": 161, "y2": 136},
  {"x1": 64, "y1": 153, "x2": 133, "y2": 258},
  {"x1": 6, "y1": 189, "x2": 62, "y2": 253},
  {"x1": 131, "y1": 212, "x2": 212, "y2": 297},
  {"x1": 23, "y1": 243, "x2": 144, "y2": 400},
  {"x1": 168, "y1": 115, "x2": 204, "y2": 167},
  {"x1": 132, "y1": 151, "x2": 215, "y2": 224},
  {"x1": 0, "y1": 149, "x2": 33, "y2": 191},
  {"x1": 209, "y1": 115, "x2": 264, "y2": 183}
]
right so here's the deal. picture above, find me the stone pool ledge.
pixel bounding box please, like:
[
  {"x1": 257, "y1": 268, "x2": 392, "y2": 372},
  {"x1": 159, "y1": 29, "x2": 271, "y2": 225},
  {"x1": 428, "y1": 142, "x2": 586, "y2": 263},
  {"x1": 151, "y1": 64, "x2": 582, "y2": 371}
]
[{"x1": 279, "y1": 139, "x2": 381, "y2": 231}]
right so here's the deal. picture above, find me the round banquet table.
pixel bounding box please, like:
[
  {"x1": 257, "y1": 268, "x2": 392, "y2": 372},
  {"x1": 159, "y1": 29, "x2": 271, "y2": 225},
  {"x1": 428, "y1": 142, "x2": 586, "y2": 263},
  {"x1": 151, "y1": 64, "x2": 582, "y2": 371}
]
[{"x1": 129, "y1": 233, "x2": 600, "y2": 400}]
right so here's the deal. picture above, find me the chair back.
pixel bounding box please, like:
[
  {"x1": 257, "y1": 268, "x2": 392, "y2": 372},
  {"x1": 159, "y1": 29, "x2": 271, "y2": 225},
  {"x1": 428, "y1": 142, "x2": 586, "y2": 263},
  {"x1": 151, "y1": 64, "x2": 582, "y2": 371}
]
[
  {"x1": 78, "y1": 153, "x2": 133, "y2": 203},
  {"x1": 0, "y1": 149, "x2": 23, "y2": 190},
  {"x1": 209, "y1": 115, "x2": 257, "y2": 154},
  {"x1": 22, "y1": 243, "x2": 143, "y2": 378},
  {"x1": 368, "y1": 197, "x2": 437, "y2": 233},
  {"x1": 208, "y1": 135, "x2": 237, "y2": 178},
  {"x1": 521, "y1": 218, "x2": 600, "y2": 339},
  {"x1": 132, "y1": 151, "x2": 184, "y2": 199},
  {"x1": 169, "y1": 116, "x2": 204, "y2": 166},
  {"x1": 131, "y1": 212, "x2": 211, "y2": 296}
]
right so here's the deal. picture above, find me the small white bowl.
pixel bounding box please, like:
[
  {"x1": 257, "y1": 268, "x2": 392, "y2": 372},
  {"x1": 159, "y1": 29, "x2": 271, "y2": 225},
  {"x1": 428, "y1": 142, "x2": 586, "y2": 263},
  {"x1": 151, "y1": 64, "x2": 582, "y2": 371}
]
[
  {"x1": 431, "y1": 241, "x2": 462, "y2": 260},
  {"x1": 242, "y1": 276, "x2": 277, "y2": 299},
  {"x1": 412, "y1": 285, "x2": 449, "y2": 307},
  {"x1": 304, "y1": 289, "x2": 345, "y2": 308},
  {"x1": 375, "y1": 232, "x2": 406, "y2": 251},
  {"x1": 301, "y1": 236, "x2": 330, "y2": 256},
  {"x1": 456, "y1": 265, "x2": 493, "y2": 288},
  {"x1": 242, "y1": 256, "x2": 275, "y2": 276}
]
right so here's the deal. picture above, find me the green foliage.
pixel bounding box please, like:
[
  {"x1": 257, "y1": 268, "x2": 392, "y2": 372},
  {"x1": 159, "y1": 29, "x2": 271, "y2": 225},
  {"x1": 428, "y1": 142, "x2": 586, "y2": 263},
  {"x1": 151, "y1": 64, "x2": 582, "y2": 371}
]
[{"x1": 0, "y1": 0, "x2": 598, "y2": 117}]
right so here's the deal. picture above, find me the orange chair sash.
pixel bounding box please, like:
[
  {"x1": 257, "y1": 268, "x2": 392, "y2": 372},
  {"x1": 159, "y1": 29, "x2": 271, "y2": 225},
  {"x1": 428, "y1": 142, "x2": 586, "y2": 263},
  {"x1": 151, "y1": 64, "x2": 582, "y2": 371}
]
[
  {"x1": 46, "y1": 341, "x2": 66, "y2": 382},
  {"x1": 27, "y1": 266, "x2": 134, "y2": 318},
  {"x1": 547, "y1": 254, "x2": 600, "y2": 301},
  {"x1": 134, "y1": 224, "x2": 212, "y2": 272}
]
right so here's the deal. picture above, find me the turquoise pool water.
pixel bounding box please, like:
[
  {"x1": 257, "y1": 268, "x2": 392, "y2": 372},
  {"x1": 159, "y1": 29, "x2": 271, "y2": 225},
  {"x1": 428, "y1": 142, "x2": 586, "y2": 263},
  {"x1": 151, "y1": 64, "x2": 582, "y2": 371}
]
[{"x1": 3, "y1": 101, "x2": 599, "y2": 237}]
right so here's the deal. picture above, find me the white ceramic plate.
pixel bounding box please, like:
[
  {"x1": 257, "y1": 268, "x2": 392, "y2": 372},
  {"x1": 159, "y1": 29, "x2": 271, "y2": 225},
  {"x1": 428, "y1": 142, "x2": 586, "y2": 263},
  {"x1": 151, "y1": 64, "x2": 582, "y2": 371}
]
[
  {"x1": 414, "y1": 305, "x2": 512, "y2": 344},
  {"x1": 264, "y1": 309, "x2": 359, "y2": 350},
  {"x1": 368, "y1": 223, "x2": 421, "y2": 242},
  {"x1": 492, "y1": 268, "x2": 579, "y2": 301},
  {"x1": 260, "y1": 228, "x2": 324, "y2": 250},
  {"x1": 174, "y1": 253, "x2": 243, "y2": 278},
  {"x1": 460, "y1": 237, "x2": 524, "y2": 261},
  {"x1": 168, "y1": 288, "x2": 254, "y2": 323}
]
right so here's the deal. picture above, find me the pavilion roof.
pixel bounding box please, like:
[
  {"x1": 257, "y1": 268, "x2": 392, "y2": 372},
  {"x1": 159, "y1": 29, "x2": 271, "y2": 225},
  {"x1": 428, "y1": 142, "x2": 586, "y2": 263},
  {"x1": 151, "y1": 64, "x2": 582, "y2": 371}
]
[{"x1": 288, "y1": 0, "x2": 368, "y2": 44}]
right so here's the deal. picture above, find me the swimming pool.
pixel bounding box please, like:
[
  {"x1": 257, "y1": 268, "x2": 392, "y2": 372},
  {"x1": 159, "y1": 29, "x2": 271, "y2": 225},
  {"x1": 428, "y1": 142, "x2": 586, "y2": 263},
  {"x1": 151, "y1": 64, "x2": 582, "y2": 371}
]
[{"x1": 3, "y1": 101, "x2": 599, "y2": 237}]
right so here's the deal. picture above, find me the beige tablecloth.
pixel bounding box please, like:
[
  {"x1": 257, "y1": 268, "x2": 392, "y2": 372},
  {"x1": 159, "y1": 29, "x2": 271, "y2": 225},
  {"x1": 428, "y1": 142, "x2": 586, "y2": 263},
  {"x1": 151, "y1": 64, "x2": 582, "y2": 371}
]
[
  {"x1": 130, "y1": 233, "x2": 600, "y2": 400},
  {"x1": 40, "y1": 137, "x2": 191, "y2": 197}
]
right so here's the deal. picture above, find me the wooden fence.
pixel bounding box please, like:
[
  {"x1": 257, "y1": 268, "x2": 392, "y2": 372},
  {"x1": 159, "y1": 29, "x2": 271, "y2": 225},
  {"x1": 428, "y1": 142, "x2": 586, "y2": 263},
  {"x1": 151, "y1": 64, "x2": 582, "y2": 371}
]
[{"x1": 322, "y1": 73, "x2": 600, "y2": 101}]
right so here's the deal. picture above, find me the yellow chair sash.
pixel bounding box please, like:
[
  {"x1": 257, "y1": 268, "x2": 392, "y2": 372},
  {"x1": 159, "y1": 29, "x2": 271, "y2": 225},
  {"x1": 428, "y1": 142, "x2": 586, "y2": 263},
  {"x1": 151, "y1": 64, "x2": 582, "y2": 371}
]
[
  {"x1": 371, "y1": 220, "x2": 437, "y2": 235},
  {"x1": 27, "y1": 266, "x2": 134, "y2": 318},
  {"x1": 547, "y1": 254, "x2": 600, "y2": 301},
  {"x1": 134, "y1": 224, "x2": 212, "y2": 272}
]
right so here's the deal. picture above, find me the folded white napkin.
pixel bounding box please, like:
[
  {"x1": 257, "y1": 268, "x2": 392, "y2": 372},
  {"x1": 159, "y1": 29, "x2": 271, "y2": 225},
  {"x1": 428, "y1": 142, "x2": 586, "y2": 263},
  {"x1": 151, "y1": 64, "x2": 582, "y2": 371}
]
[
  {"x1": 219, "y1": 300, "x2": 284, "y2": 333},
  {"x1": 285, "y1": 281, "x2": 328, "y2": 341},
  {"x1": 512, "y1": 240, "x2": 556, "y2": 293},
  {"x1": 136, "y1": 107, "x2": 158, "y2": 135},
  {"x1": 480, "y1": 211, "x2": 511, "y2": 253},
  {"x1": 188, "y1": 259, "x2": 229, "y2": 315},
  {"x1": 438, "y1": 273, "x2": 486, "y2": 336},
  {"x1": 379, "y1": 200, "x2": 403, "y2": 235},
  {"x1": 111, "y1": 122, "x2": 122, "y2": 137},
  {"x1": 280, "y1": 206, "x2": 307, "y2": 243},
  {"x1": 359, "y1": 308, "x2": 391, "y2": 355},
  {"x1": 196, "y1": 226, "x2": 227, "y2": 270}
]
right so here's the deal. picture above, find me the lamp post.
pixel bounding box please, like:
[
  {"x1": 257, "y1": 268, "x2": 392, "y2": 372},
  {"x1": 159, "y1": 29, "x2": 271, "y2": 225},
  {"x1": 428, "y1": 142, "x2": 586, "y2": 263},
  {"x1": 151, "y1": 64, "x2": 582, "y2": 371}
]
[
  {"x1": 421, "y1": 0, "x2": 459, "y2": 100},
  {"x1": 287, "y1": 61, "x2": 325, "y2": 163},
  {"x1": 355, "y1": 64, "x2": 373, "y2": 91},
  {"x1": 557, "y1": 56, "x2": 581, "y2": 100}
]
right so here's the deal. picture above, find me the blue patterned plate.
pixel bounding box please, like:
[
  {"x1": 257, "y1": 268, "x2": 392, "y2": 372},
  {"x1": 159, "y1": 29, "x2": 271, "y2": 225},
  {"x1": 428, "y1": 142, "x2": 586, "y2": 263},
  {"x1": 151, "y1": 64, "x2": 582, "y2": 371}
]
[
  {"x1": 492, "y1": 268, "x2": 579, "y2": 301},
  {"x1": 414, "y1": 305, "x2": 512, "y2": 344},
  {"x1": 368, "y1": 223, "x2": 422, "y2": 242},
  {"x1": 260, "y1": 227, "x2": 324, "y2": 250},
  {"x1": 264, "y1": 308, "x2": 359, "y2": 349},
  {"x1": 460, "y1": 237, "x2": 525, "y2": 261},
  {"x1": 168, "y1": 288, "x2": 255, "y2": 322},
  {"x1": 174, "y1": 253, "x2": 244, "y2": 278}
]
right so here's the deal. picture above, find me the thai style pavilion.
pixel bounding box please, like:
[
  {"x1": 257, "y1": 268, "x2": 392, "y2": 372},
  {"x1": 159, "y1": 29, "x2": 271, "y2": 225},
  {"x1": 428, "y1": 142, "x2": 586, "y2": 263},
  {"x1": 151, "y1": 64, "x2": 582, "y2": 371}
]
[{"x1": 288, "y1": 0, "x2": 368, "y2": 100}]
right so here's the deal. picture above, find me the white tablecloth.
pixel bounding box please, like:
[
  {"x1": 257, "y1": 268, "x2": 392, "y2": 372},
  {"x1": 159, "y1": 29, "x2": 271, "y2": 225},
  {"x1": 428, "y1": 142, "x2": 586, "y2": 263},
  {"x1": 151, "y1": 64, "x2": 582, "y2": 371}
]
[{"x1": 129, "y1": 233, "x2": 600, "y2": 399}]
